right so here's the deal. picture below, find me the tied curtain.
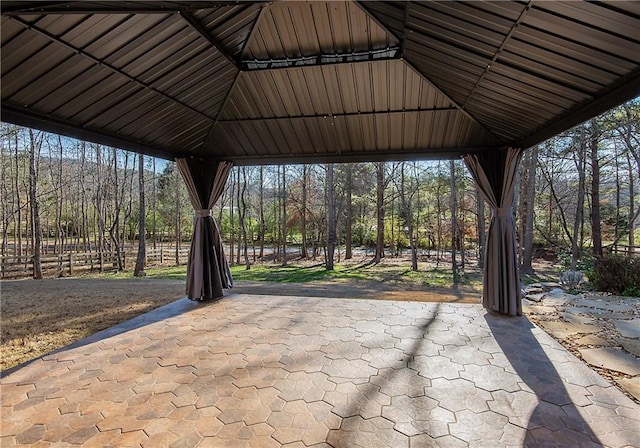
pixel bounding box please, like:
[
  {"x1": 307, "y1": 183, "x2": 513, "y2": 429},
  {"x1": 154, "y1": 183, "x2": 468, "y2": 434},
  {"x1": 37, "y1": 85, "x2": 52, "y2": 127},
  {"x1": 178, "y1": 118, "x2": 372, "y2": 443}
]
[
  {"x1": 176, "y1": 158, "x2": 233, "y2": 301},
  {"x1": 463, "y1": 147, "x2": 523, "y2": 316}
]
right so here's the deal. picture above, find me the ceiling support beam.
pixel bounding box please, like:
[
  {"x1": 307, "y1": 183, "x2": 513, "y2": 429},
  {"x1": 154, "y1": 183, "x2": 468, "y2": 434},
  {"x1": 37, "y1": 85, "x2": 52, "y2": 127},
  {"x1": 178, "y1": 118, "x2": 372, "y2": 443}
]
[
  {"x1": 8, "y1": 16, "x2": 217, "y2": 123},
  {"x1": 462, "y1": 0, "x2": 533, "y2": 108},
  {"x1": 221, "y1": 146, "x2": 494, "y2": 166},
  {"x1": 179, "y1": 11, "x2": 241, "y2": 70},
  {"x1": 1, "y1": 2, "x2": 236, "y2": 15},
  {"x1": 519, "y1": 65, "x2": 640, "y2": 149},
  {"x1": 2, "y1": 102, "x2": 175, "y2": 160},
  {"x1": 217, "y1": 107, "x2": 458, "y2": 123}
]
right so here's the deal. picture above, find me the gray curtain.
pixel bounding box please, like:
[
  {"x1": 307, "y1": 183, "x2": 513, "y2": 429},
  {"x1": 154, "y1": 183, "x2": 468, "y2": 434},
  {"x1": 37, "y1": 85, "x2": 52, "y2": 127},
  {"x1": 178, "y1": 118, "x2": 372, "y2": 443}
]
[
  {"x1": 463, "y1": 147, "x2": 523, "y2": 316},
  {"x1": 176, "y1": 158, "x2": 233, "y2": 301}
]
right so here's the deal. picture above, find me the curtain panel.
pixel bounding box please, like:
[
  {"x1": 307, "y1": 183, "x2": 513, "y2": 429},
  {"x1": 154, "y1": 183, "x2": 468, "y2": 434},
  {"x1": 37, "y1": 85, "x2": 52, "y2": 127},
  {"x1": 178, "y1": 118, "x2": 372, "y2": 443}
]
[
  {"x1": 463, "y1": 147, "x2": 523, "y2": 316},
  {"x1": 176, "y1": 158, "x2": 233, "y2": 301}
]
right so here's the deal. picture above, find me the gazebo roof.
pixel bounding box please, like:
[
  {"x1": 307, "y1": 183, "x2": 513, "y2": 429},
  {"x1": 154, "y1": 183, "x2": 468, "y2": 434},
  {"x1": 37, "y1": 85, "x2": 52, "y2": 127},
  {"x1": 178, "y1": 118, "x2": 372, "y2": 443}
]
[{"x1": 2, "y1": 1, "x2": 639, "y2": 164}]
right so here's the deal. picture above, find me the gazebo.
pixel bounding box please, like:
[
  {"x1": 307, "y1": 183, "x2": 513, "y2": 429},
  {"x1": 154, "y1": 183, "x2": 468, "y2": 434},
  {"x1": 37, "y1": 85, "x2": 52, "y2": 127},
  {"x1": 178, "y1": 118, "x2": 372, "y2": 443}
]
[{"x1": 2, "y1": 1, "x2": 640, "y2": 315}]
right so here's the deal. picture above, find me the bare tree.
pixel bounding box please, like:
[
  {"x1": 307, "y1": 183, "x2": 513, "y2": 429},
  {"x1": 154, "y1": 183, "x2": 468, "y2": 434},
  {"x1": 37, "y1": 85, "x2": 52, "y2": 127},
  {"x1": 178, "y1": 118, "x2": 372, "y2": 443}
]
[
  {"x1": 280, "y1": 165, "x2": 288, "y2": 266},
  {"x1": 326, "y1": 164, "x2": 336, "y2": 270},
  {"x1": 300, "y1": 164, "x2": 309, "y2": 259},
  {"x1": 570, "y1": 127, "x2": 587, "y2": 270},
  {"x1": 520, "y1": 145, "x2": 538, "y2": 274},
  {"x1": 345, "y1": 164, "x2": 353, "y2": 259},
  {"x1": 258, "y1": 165, "x2": 265, "y2": 260},
  {"x1": 28, "y1": 129, "x2": 43, "y2": 279},
  {"x1": 477, "y1": 193, "x2": 485, "y2": 267},
  {"x1": 589, "y1": 120, "x2": 603, "y2": 258},
  {"x1": 449, "y1": 160, "x2": 458, "y2": 283},
  {"x1": 134, "y1": 154, "x2": 146, "y2": 276},
  {"x1": 396, "y1": 162, "x2": 418, "y2": 271},
  {"x1": 374, "y1": 162, "x2": 385, "y2": 263},
  {"x1": 239, "y1": 166, "x2": 250, "y2": 269}
]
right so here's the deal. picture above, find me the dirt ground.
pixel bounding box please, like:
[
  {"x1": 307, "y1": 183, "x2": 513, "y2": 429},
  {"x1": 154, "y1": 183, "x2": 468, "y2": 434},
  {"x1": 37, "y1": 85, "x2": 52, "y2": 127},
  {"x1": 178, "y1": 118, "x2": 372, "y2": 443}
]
[{"x1": 0, "y1": 276, "x2": 481, "y2": 371}]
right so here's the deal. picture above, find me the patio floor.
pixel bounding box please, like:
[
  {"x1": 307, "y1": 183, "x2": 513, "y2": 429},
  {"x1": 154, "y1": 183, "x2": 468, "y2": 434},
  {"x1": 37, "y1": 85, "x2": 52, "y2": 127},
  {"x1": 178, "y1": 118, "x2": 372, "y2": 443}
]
[{"x1": 1, "y1": 293, "x2": 639, "y2": 447}]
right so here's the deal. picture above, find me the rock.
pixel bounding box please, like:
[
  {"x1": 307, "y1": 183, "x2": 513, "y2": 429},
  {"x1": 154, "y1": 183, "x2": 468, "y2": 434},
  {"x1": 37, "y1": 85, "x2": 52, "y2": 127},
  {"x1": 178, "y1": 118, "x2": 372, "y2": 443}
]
[
  {"x1": 575, "y1": 335, "x2": 610, "y2": 347},
  {"x1": 524, "y1": 286, "x2": 544, "y2": 294},
  {"x1": 579, "y1": 348, "x2": 640, "y2": 376},
  {"x1": 560, "y1": 312, "x2": 595, "y2": 325},
  {"x1": 526, "y1": 293, "x2": 545, "y2": 303},
  {"x1": 537, "y1": 321, "x2": 600, "y2": 340},
  {"x1": 616, "y1": 337, "x2": 640, "y2": 357},
  {"x1": 571, "y1": 297, "x2": 634, "y2": 313},
  {"x1": 616, "y1": 377, "x2": 640, "y2": 402},
  {"x1": 540, "y1": 282, "x2": 561, "y2": 288},
  {"x1": 614, "y1": 319, "x2": 640, "y2": 339},
  {"x1": 542, "y1": 291, "x2": 577, "y2": 307},
  {"x1": 525, "y1": 305, "x2": 556, "y2": 315}
]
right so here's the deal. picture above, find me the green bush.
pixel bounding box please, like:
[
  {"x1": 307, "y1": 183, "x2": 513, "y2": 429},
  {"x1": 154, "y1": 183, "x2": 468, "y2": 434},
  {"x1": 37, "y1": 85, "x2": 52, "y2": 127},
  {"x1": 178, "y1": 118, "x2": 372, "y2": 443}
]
[{"x1": 590, "y1": 254, "x2": 640, "y2": 296}]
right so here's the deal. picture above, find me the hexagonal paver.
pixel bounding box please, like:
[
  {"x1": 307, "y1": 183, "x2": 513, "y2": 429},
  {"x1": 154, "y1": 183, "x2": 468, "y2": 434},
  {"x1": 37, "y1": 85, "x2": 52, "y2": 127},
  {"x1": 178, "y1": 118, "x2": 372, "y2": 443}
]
[
  {"x1": 382, "y1": 395, "x2": 453, "y2": 437},
  {"x1": 370, "y1": 367, "x2": 432, "y2": 398},
  {"x1": 274, "y1": 371, "x2": 335, "y2": 403},
  {"x1": 409, "y1": 355, "x2": 464, "y2": 380},
  {"x1": 327, "y1": 415, "x2": 409, "y2": 448},
  {"x1": 271, "y1": 400, "x2": 340, "y2": 446},
  {"x1": 425, "y1": 377, "x2": 493, "y2": 413},
  {"x1": 321, "y1": 358, "x2": 377, "y2": 384},
  {"x1": 320, "y1": 340, "x2": 368, "y2": 360},
  {"x1": 323, "y1": 381, "x2": 389, "y2": 419}
]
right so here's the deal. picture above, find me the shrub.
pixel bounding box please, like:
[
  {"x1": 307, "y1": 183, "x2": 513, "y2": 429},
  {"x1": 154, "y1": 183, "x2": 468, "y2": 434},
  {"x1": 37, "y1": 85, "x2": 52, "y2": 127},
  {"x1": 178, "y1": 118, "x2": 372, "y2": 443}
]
[{"x1": 590, "y1": 254, "x2": 640, "y2": 296}]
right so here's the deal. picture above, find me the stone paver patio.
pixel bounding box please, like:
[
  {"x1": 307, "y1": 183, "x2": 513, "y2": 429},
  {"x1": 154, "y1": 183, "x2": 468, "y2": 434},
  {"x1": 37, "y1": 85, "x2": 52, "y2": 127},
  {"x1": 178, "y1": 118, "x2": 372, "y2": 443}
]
[{"x1": 1, "y1": 293, "x2": 639, "y2": 447}]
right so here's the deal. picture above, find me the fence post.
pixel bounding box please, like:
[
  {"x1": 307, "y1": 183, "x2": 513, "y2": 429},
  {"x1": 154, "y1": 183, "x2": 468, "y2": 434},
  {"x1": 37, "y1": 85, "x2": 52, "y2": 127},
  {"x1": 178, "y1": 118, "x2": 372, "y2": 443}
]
[
  {"x1": 123, "y1": 251, "x2": 126, "y2": 269},
  {"x1": 160, "y1": 246, "x2": 164, "y2": 264},
  {"x1": 99, "y1": 251, "x2": 104, "y2": 272},
  {"x1": 69, "y1": 253, "x2": 73, "y2": 276}
]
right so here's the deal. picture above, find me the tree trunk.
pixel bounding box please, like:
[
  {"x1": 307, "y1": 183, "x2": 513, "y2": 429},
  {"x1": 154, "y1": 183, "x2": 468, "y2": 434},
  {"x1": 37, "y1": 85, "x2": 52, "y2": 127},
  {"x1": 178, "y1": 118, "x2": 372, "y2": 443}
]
[
  {"x1": 236, "y1": 168, "x2": 242, "y2": 265},
  {"x1": 229, "y1": 171, "x2": 237, "y2": 266},
  {"x1": 175, "y1": 166, "x2": 181, "y2": 266},
  {"x1": 240, "y1": 167, "x2": 250, "y2": 269},
  {"x1": 259, "y1": 166, "x2": 265, "y2": 260},
  {"x1": 326, "y1": 164, "x2": 336, "y2": 270},
  {"x1": 56, "y1": 135, "x2": 64, "y2": 254},
  {"x1": 521, "y1": 145, "x2": 538, "y2": 274},
  {"x1": 28, "y1": 129, "x2": 43, "y2": 279},
  {"x1": 590, "y1": 120, "x2": 603, "y2": 258},
  {"x1": 152, "y1": 158, "x2": 157, "y2": 250},
  {"x1": 627, "y1": 151, "x2": 636, "y2": 258},
  {"x1": 449, "y1": 160, "x2": 458, "y2": 283},
  {"x1": 281, "y1": 165, "x2": 287, "y2": 265},
  {"x1": 400, "y1": 162, "x2": 418, "y2": 271},
  {"x1": 134, "y1": 154, "x2": 146, "y2": 276},
  {"x1": 570, "y1": 127, "x2": 587, "y2": 271},
  {"x1": 345, "y1": 164, "x2": 353, "y2": 259},
  {"x1": 1, "y1": 128, "x2": 9, "y2": 260},
  {"x1": 14, "y1": 131, "x2": 23, "y2": 260},
  {"x1": 374, "y1": 162, "x2": 385, "y2": 263},
  {"x1": 477, "y1": 193, "x2": 485, "y2": 268},
  {"x1": 301, "y1": 164, "x2": 308, "y2": 259}
]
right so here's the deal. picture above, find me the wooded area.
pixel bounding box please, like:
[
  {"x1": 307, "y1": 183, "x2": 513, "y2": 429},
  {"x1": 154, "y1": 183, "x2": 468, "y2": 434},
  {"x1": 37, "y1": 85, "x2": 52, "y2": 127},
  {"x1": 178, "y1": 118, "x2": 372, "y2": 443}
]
[{"x1": 1, "y1": 100, "x2": 638, "y2": 287}]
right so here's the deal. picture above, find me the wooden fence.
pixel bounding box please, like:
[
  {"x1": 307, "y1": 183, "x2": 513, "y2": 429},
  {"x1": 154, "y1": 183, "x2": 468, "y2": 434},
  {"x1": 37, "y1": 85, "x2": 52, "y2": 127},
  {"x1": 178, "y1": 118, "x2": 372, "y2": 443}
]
[
  {"x1": 610, "y1": 245, "x2": 640, "y2": 257},
  {"x1": 0, "y1": 246, "x2": 190, "y2": 279}
]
